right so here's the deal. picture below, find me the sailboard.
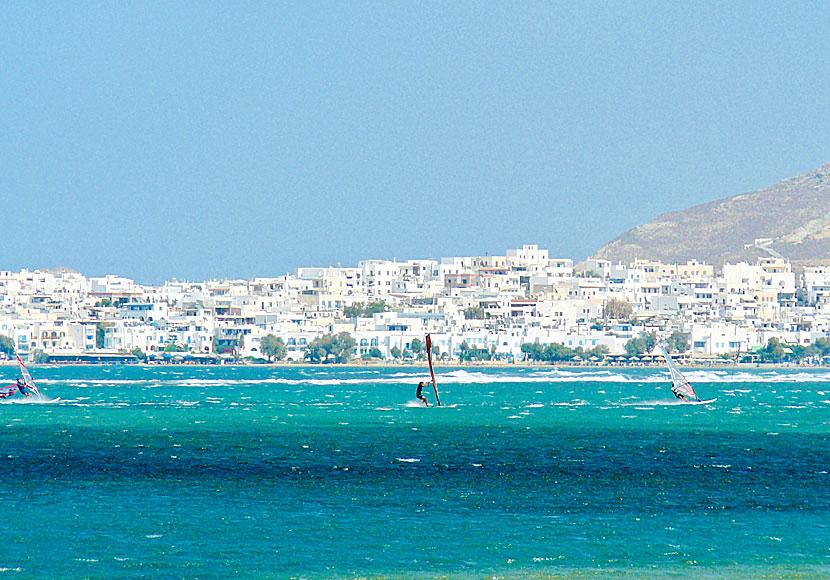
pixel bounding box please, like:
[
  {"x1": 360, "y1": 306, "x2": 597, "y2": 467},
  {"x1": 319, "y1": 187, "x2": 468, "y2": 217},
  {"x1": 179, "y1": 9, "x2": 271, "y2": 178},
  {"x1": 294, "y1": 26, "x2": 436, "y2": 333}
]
[
  {"x1": 10, "y1": 354, "x2": 60, "y2": 403},
  {"x1": 425, "y1": 334, "x2": 441, "y2": 406},
  {"x1": 656, "y1": 345, "x2": 715, "y2": 404}
]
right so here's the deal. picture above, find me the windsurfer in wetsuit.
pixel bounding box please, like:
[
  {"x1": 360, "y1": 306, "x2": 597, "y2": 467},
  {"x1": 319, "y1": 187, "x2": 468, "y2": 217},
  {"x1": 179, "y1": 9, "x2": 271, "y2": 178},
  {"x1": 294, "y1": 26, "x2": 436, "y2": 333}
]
[
  {"x1": 672, "y1": 387, "x2": 687, "y2": 401},
  {"x1": 16, "y1": 378, "x2": 29, "y2": 397},
  {"x1": 416, "y1": 381, "x2": 429, "y2": 407}
]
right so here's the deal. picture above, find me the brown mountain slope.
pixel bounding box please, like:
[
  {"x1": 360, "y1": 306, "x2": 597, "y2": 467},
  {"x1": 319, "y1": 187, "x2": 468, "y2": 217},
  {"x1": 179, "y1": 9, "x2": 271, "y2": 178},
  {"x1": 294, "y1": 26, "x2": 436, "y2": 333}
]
[{"x1": 592, "y1": 162, "x2": 830, "y2": 267}]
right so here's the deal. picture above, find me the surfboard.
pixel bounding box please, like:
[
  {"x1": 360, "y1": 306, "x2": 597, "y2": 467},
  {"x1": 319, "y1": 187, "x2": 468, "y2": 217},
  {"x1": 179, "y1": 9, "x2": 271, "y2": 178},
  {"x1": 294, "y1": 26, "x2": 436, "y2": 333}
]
[{"x1": 687, "y1": 398, "x2": 717, "y2": 405}]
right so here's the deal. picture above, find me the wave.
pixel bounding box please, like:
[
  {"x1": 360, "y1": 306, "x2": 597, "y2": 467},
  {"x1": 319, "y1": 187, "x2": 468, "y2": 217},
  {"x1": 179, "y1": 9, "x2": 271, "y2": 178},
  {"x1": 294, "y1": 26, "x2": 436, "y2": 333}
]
[{"x1": 12, "y1": 367, "x2": 830, "y2": 390}]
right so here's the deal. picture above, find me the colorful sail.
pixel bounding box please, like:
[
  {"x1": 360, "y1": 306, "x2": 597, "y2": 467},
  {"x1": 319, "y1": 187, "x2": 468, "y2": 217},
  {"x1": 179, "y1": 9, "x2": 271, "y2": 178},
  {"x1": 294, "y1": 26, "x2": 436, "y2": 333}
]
[
  {"x1": 657, "y1": 345, "x2": 699, "y2": 401},
  {"x1": 426, "y1": 334, "x2": 440, "y2": 406},
  {"x1": 16, "y1": 354, "x2": 43, "y2": 398}
]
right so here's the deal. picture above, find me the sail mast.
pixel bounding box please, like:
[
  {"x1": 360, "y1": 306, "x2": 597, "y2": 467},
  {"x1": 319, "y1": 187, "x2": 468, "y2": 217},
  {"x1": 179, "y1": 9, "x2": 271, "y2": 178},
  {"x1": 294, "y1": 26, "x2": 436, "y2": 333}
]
[{"x1": 426, "y1": 334, "x2": 441, "y2": 406}]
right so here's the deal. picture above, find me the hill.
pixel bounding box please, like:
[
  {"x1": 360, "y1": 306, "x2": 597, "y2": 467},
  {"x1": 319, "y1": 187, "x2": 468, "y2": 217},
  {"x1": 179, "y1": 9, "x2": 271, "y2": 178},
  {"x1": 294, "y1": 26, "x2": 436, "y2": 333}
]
[{"x1": 592, "y1": 162, "x2": 830, "y2": 268}]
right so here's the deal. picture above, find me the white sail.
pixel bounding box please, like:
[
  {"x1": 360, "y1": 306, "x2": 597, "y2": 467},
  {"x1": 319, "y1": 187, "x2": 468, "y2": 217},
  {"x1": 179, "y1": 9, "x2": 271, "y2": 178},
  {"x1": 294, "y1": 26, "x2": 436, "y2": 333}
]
[
  {"x1": 16, "y1": 354, "x2": 45, "y2": 400},
  {"x1": 657, "y1": 345, "x2": 699, "y2": 401}
]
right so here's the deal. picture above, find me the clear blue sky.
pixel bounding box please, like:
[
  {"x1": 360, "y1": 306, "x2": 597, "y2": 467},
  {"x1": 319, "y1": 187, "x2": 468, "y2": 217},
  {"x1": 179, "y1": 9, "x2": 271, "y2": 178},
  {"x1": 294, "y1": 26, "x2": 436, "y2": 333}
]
[{"x1": 3, "y1": 2, "x2": 830, "y2": 283}]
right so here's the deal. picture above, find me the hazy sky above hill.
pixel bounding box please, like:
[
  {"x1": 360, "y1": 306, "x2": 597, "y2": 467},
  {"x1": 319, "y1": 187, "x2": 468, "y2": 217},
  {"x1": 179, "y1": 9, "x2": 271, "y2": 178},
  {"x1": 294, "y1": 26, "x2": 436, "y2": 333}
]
[{"x1": 3, "y1": 3, "x2": 830, "y2": 282}]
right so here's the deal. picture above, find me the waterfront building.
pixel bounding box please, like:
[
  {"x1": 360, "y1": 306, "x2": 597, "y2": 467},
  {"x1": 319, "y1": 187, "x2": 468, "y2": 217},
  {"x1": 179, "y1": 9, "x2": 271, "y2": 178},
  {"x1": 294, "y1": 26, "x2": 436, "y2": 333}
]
[{"x1": 0, "y1": 247, "x2": 827, "y2": 363}]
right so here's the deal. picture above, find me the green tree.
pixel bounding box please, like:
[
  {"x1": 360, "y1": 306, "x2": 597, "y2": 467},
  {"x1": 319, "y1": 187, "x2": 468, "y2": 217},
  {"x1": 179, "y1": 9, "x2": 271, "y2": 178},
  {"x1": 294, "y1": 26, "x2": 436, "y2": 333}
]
[
  {"x1": 0, "y1": 335, "x2": 14, "y2": 357},
  {"x1": 390, "y1": 345, "x2": 402, "y2": 360},
  {"x1": 463, "y1": 306, "x2": 486, "y2": 320},
  {"x1": 410, "y1": 338, "x2": 423, "y2": 359},
  {"x1": 543, "y1": 342, "x2": 580, "y2": 361},
  {"x1": 260, "y1": 334, "x2": 286, "y2": 362},
  {"x1": 521, "y1": 342, "x2": 544, "y2": 362},
  {"x1": 642, "y1": 331, "x2": 658, "y2": 353},
  {"x1": 788, "y1": 343, "x2": 810, "y2": 361},
  {"x1": 587, "y1": 344, "x2": 609, "y2": 358},
  {"x1": 520, "y1": 342, "x2": 584, "y2": 362},
  {"x1": 759, "y1": 337, "x2": 786, "y2": 363},
  {"x1": 625, "y1": 332, "x2": 658, "y2": 357},
  {"x1": 368, "y1": 347, "x2": 383, "y2": 359},
  {"x1": 625, "y1": 337, "x2": 647, "y2": 356},
  {"x1": 429, "y1": 342, "x2": 440, "y2": 359},
  {"x1": 343, "y1": 301, "x2": 388, "y2": 318},
  {"x1": 458, "y1": 341, "x2": 493, "y2": 362},
  {"x1": 304, "y1": 332, "x2": 356, "y2": 364},
  {"x1": 132, "y1": 348, "x2": 147, "y2": 362},
  {"x1": 164, "y1": 342, "x2": 186, "y2": 353},
  {"x1": 343, "y1": 303, "x2": 363, "y2": 318},
  {"x1": 365, "y1": 301, "x2": 387, "y2": 315},
  {"x1": 666, "y1": 331, "x2": 690, "y2": 353},
  {"x1": 812, "y1": 336, "x2": 830, "y2": 357}
]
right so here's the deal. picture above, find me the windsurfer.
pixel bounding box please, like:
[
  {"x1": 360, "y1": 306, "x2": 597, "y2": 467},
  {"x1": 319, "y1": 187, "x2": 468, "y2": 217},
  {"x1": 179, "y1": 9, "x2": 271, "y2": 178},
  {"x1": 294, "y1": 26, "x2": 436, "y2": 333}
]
[
  {"x1": 16, "y1": 378, "x2": 29, "y2": 397},
  {"x1": 673, "y1": 389, "x2": 687, "y2": 401},
  {"x1": 416, "y1": 381, "x2": 429, "y2": 407}
]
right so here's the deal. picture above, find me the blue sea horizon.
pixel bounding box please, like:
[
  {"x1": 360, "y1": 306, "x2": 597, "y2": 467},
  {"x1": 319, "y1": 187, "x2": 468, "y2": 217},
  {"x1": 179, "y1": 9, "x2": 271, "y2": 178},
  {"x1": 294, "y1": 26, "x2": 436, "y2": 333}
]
[{"x1": 1, "y1": 365, "x2": 827, "y2": 578}]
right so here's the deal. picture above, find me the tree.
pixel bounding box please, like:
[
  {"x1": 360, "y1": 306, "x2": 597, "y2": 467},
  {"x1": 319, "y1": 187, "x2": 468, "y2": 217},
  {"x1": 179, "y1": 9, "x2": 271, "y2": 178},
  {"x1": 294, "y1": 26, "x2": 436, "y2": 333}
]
[
  {"x1": 759, "y1": 337, "x2": 786, "y2": 363},
  {"x1": 625, "y1": 332, "x2": 658, "y2": 357},
  {"x1": 390, "y1": 345, "x2": 402, "y2": 360},
  {"x1": 304, "y1": 332, "x2": 356, "y2": 364},
  {"x1": 812, "y1": 336, "x2": 830, "y2": 358},
  {"x1": 642, "y1": 331, "x2": 658, "y2": 353},
  {"x1": 666, "y1": 331, "x2": 690, "y2": 353},
  {"x1": 625, "y1": 337, "x2": 647, "y2": 356},
  {"x1": 604, "y1": 298, "x2": 632, "y2": 320},
  {"x1": 410, "y1": 338, "x2": 423, "y2": 359},
  {"x1": 429, "y1": 342, "x2": 440, "y2": 358},
  {"x1": 520, "y1": 342, "x2": 584, "y2": 362},
  {"x1": 463, "y1": 306, "x2": 486, "y2": 320},
  {"x1": 458, "y1": 340, "x2": 494, "y2": 362},
  {"x1": 368, "y1": 347, "x2": 383, "y2": 359},
  {"x1": 0, "y1": 335, "x2": 14, "y2": 358},
  {"x1": 260, "y1": 334, "x2": 286, "y2": 362},
  {"x1": 343, "y1": 304, "x2": 362, "y2": 318},
  {"x1": 587, "y1": 344, "x2": 609, "y2": 358},
  {"x1": 364, "y1": 301, "x2": 387, "y2": 316},
  {"x1": 164, "y1": 342, "x2": 186, "y2": 352},
  {"x1": 343, "y1": 301, "x2": 388, "y2": 318},
  {"x1": 521, "y1": 342, "x2": 544, "y2": 362},
  {"x1": 132, "y1": 347, "x2": 147, "y2": 362}
]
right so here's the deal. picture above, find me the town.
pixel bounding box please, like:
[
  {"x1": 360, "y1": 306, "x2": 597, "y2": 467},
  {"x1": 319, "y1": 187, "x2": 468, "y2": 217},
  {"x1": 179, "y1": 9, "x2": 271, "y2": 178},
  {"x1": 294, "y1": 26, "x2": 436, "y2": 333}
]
[{"x1": 2, "y1": 244, "x2": 829, "y2": 364}]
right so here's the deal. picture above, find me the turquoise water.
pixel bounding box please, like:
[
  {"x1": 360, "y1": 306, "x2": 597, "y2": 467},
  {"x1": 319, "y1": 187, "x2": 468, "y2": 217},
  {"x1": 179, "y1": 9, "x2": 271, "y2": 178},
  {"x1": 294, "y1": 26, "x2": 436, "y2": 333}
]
[{"x1": 0, "y1": 364, "x2": 828, "y2": 579}]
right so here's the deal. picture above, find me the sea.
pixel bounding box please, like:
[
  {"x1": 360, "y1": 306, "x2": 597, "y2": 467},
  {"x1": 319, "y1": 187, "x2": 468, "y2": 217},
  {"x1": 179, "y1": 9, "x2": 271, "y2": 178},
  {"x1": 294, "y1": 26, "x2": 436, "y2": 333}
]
[{"x1": 0, "y1": 364, "x2": 828, "y2": 579}]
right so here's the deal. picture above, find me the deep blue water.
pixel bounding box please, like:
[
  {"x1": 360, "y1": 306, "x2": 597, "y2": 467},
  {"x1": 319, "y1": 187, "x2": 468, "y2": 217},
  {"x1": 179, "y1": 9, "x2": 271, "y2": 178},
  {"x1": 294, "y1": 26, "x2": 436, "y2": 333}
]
[{"x1": 0, "y1": 364, "x2": 828, "y2": 579}]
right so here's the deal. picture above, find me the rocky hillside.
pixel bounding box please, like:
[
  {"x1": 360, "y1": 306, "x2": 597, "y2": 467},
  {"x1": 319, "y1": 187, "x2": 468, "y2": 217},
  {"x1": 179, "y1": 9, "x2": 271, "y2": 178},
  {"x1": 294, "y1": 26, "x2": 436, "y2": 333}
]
[{"x1": 592, "y1": 162, "x2": 830, "y2": 267}]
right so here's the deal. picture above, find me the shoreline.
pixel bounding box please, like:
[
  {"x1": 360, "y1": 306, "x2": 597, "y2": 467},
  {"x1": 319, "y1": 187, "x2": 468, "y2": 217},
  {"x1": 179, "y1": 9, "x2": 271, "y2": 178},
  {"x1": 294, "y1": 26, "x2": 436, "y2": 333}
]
[{"x1": 0, "y1": 358, "x2": 824, "y2": 370}]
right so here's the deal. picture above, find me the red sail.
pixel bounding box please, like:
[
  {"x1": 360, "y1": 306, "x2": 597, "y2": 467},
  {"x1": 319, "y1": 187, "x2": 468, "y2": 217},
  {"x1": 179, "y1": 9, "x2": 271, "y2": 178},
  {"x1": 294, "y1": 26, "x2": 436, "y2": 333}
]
[{"x1": 426, "y1": 334, "x2": 440, "y2": 406}]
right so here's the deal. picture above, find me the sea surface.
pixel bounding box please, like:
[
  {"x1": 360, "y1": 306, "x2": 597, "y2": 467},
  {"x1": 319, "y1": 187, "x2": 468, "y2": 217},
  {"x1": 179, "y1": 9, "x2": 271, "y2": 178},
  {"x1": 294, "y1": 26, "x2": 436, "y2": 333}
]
[{"x1": 0, "y1": 364, "x2": 828, "y2": 579}]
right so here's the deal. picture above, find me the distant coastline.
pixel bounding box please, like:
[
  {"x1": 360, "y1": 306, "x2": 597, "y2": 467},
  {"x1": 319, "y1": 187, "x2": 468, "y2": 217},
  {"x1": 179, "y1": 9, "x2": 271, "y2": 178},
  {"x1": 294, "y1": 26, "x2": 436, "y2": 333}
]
[{"x1": 1, "y1": 358, "x2": 821, "y2": 370}]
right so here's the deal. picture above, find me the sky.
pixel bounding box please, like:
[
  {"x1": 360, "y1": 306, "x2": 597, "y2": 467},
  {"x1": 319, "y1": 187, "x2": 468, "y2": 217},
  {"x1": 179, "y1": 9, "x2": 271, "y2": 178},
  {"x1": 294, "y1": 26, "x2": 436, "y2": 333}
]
[{"x1": 3, "y1": 2, "x2": 830, "y2": 283}]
